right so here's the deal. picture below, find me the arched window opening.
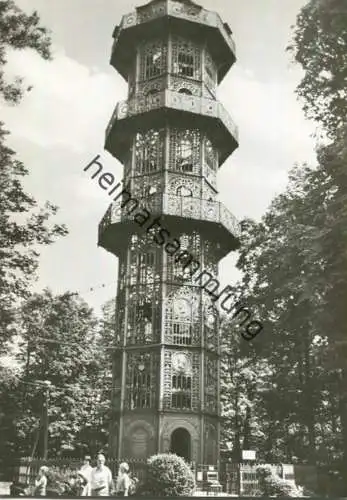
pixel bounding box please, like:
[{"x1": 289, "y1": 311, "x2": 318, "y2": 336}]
[
  {"x1": 170, "y1": 428, "x2": 191, "y2": 461},
  {"x1": 146, "y1": 88, "x2": 159, "y2": 97},
  {"x1": 177, "y1": 186, "x2": 193, "y2": 197},
  {"x1": 178, "y1": 88, "x2": 193, "y2": 95}
]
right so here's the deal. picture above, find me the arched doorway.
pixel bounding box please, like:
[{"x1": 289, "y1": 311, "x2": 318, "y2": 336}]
[{"x1": 170, "y1": 427, "x2": 191, "y2": 461}]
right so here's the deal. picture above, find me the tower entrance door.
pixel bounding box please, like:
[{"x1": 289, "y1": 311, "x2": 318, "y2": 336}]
[{"x1": 170, "y1": 427, "x2": 191, "y2": 462}]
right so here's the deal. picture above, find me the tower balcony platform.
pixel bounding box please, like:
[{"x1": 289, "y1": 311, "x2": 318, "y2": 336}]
[
  {"x1": 98, "y1": 193, "x2": 241, "y2": 258},
  {"x1": 105, "y1": 89, "x2": 238, "y2": 166},
  {"x1": 111, "y1": 0, "x2": 236, "y2": 83}
]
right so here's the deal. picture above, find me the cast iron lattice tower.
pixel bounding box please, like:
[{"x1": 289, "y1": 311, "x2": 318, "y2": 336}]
[{"x1": 98, "y1": 0, "x2": 240, "y2": 466}]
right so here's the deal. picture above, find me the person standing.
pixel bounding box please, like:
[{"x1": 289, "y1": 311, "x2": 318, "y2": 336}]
[
  {"x1": 34, "y1": 466, "x2": 48, "y2": 496},
  {"x1": 90, "y1": 453, "x2": 113, "y2": 496},
  {"x1": 79, "y1": 455, "x2": 93, "y2": 496},
  {"x1": 115, "y1": 463, "x2": 131, "y2": 497}
]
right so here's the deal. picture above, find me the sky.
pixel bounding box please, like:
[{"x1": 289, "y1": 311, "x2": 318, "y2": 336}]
[{"x1": 2, "y1": 0, "x2": 317, "y2": 314}]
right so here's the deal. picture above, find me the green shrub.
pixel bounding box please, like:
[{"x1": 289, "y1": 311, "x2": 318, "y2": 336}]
[
  {"x1": 256, "y1": 465, "x2": 303, "y2": 497},
  {"x1": 138, "y1": 453, "x2": 195, "y2": 497}
]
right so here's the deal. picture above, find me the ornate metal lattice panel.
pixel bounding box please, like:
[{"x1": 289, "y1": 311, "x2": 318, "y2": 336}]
[
  {"x1": 204, "y1": 137, "x2": 218, "y2": 172},
  {"x1": 134, "y1": 128, "x2": 165, "y2": 175},
  {"x1": 115, "y1": 291, "x2": 125, "y2": 346},
  {"x1": 204, "y1": 239, "x2": 219, "y2": 280},
  {"x1": 171, "y1": 35, "x2": 201, "y2": 80},
  {"x1": 163, "y1": 350, "x2": 172, "y2": 408},
  {"x1": 164, "y1": 284, "x2": 201, "y2": 345},
  {"x1": 166, "y1": 231, "x2": 202, "y2": 285},
  {"x1": 203, "y1": 294, "x2": 219, "y2": 353},
  {"x1": 131, "y1": 173, "x2": 164, "y2": 199},
  {"x1": 112, "y1": 353, "x2": 122, "y2": 411},
  {"x1": 167, "y1": 173, "x2": 200, "y2": 198},
  {"x1": 204, "y1": 356, "x2": 218, "y2": 413},
  {"x1": 204, "y1": 49, "x2": 217, "y2": 96},
  {"x1": 127, "y1": 283, "x2": 161, "y2": 344},
  {"x1": 139, "y1": 38, "x2": 168, "y2": 81},
  {"x1": 168, "y1": 128, "x2": 201, "y2": 175},
  {"x1": 124, "y1": 351, "x2": 159, "y2": 409},
  {"x1": 163, "y1": 350, "x2": 200, "y2": 411}
]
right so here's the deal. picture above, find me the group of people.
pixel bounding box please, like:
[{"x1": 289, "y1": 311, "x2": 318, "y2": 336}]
[{"x1": 34, "y1": 453, "x2": 133, "y2": 497}]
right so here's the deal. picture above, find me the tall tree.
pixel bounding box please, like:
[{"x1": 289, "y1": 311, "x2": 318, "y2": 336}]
[
  {"x1": 289, "y1": 0, "x2": 347, "y2": 490},
  {"x1": 0, "y1": 290, "x2": 111, "y2": 460},
  {"x1": 288, "y1": 0, "x2": 347, "y2": 138},
  {"x1": 0, "y1": 1, "x2": 67, "y2": 349}
]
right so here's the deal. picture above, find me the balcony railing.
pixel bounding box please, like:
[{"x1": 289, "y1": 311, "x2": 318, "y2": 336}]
[
  {"x1": 99, "y1": 193, "x2": 240, "y2": 239},
  {"x1": 106, "y1": 89, "x2": 238, "y2": 143},
  {"x1": 116, "y1": 0, "x2": 236, "y2": 57}
]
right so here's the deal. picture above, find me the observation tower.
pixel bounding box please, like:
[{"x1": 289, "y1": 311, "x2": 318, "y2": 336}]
[{"x1": 98, "y1": 0, "x2": 240, "y2": 467}]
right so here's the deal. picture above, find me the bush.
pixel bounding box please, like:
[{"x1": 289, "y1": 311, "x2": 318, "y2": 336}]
[
  {"x1": 138, "y1": 453, "x2": 195, "y2": 497},
  {"x1": 45, "y1": 466, "x2": 78, "y2": 496},
  {"x1": 256, "y1": 465, "x2": 303, "y2": 497}
]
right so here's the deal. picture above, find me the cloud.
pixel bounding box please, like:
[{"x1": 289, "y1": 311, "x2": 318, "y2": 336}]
[
  {"x1": 2, "y1": 47, "x2": 126, "y2": 153},
  {"x1": 1, "y1": 44, "x2": 317, "y2": 312},
  {"x1": 220, "y1": 67, "x2": 317, "y2": 169}
]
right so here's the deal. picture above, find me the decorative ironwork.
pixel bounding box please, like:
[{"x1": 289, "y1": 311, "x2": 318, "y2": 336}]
[
  {"x1": 139, "y1": 39, "x2": 168, "y2": 81},
  {"x1": 115, "y1": 1, "x2": 236, "y2": 59},
  {"x1": 135, "y1": 129, "x2": 165, "y2": 175},
  {"x1": 106, "y1": 90, "x2": 239, "y2": 147},
  {"x1": 204, "y1": 356, "x2": 218, "y2": 412},
  {"x1": 103, "y1": 0, "x2": 239, "y2": 464},
  {"x1": 125, "y1": 352, "x2": 158, "y2": 409},
  {"x1": 99, "y1": 194, "x2": 241, "y2": 242},
  {"x1": 127, "y1": 284, "x2": 161, "y2": 344},
  {"x1": 164, "y1": 285, "x2": 201, "y2": 346},
  {"x1": 169, "y1": 128, "x2": 201, "y2": 174},
  {"x1": 171, "y1": 36, "x2": 201, "y2": 80}
]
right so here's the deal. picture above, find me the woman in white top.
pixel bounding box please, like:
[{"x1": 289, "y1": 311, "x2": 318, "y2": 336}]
[{"x1": 115, "y1": 462, "x2": 131, "y2": 497}]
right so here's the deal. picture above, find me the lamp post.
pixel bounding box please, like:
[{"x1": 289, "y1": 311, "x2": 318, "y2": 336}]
[{"x1": 41, "y1": 380, "x2": 52, "y2": 460}]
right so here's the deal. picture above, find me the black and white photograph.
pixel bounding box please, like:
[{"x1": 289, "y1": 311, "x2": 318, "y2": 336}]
[{"x1": 0, "y1": 0, "x2": 346, "y2": 497}]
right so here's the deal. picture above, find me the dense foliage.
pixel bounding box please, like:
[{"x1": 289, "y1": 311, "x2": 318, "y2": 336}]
[
  {"x1": 0, "y1": 290, "x2": 112, "y2": 463},
  {"x1": 288, "y1": 0, "x2": 347, "y2": 137},
  {"x1": 0, "y1": 0, "x2": 67, "y2": 351},
  {"x1": 256, "y1": 466, "x2": 303, "y2": 497},
  {"x1": 220, "y1": 0, "x2": 347, "y2": 495},
  {"x1": 138, "y1": 454, "x2": 195, "y2": 497}
]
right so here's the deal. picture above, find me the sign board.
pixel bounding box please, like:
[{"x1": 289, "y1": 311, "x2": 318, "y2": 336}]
[{"x1": 242, "y1": 450, "x2": 256, "y2": 460}]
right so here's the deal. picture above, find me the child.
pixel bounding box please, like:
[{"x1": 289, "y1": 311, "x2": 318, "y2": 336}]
[{"x1": 115, "y1": 463, "x2": 131, "y2": 497}]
